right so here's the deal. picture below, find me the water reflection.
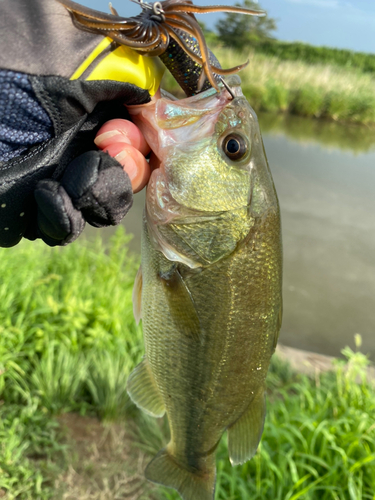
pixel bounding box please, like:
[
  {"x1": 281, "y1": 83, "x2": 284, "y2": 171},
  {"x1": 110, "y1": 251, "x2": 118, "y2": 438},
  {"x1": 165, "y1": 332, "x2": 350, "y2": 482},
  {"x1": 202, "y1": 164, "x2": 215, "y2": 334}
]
[
  {"x1": 84, "y1": 114, "x2": 375, "y2": 360},
  {"x1": 259, "y1": 113, "x2": 375, "y2": 154}
]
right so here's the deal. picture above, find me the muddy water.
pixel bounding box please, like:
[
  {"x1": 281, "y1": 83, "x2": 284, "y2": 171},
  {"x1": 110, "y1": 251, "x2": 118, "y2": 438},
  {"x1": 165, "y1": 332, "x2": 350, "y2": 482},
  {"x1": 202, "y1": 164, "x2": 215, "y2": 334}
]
[{"x1": 84, "y1": 115, "x2": 375, "y2": 360}]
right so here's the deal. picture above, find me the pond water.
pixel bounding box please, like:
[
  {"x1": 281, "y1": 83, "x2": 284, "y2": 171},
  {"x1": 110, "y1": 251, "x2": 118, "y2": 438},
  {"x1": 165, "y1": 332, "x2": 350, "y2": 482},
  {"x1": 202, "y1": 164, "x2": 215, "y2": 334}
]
[
  {"x1": 84, "y1": 114, "x2": 375, "y2": 360},
  {"x1": 261, "y1": 115, "x2": 375, "y2": 361}
]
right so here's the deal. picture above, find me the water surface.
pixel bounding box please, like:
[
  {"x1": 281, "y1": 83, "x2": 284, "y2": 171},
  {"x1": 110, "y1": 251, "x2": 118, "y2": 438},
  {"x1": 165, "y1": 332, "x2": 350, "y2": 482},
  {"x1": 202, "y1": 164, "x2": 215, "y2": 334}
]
[{"x1": 261, "y1": 115, "x2": 375, "y2": 360}]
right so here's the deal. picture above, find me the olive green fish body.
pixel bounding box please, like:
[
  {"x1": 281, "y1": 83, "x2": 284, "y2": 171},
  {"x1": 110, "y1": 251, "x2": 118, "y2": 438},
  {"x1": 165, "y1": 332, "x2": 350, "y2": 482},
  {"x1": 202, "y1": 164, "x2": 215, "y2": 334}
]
[{"x1": 127, "y1": 78, "x2": 282, "y2": 500}]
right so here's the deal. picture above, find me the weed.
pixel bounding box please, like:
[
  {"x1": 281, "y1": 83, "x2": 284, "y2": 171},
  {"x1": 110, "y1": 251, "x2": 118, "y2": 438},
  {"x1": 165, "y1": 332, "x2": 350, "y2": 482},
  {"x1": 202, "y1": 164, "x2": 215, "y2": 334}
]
[
  {"x1": 30, "y1": 346, "x2": 87, "y2": 414},
  {"x1": 290, "y1": 86, "x2": 325, "y2": 118}
]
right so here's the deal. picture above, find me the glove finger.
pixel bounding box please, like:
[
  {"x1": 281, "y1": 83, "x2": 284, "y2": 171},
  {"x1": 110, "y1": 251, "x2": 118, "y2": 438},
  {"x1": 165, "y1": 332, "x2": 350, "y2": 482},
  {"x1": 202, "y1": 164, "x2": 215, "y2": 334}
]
[
  {"x1": 34, "y1": 179, "x2": 85, "y2": 246},
  {"x1": 61, "y1": 150, "x2": 133, "y2": 228}
]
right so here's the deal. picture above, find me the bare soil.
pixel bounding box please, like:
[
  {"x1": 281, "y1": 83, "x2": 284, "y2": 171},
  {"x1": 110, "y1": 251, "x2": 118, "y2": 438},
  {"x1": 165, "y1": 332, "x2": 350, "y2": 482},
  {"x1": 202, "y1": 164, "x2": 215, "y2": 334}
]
[{"x1": 53, "y1": 414, "x2": 157, "y2": 500}]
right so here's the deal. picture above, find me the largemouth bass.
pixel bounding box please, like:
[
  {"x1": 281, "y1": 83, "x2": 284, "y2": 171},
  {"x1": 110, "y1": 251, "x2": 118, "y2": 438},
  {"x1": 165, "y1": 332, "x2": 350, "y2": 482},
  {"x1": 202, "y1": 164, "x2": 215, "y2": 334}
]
[{"x1": 127, "y1": 76, "x2": 282, "y2": 500}]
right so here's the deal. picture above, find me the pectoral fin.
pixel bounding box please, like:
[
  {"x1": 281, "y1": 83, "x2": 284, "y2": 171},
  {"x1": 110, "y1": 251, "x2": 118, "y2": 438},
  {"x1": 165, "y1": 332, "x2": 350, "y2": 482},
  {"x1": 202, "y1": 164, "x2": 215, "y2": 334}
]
[
  {"x1": 160, "y1": 267, "x2": 201, "y2": 342},
  {"x1": 127, "y1": 358, "x2": 165, "y2": 418},
  {"x1": 227, "y1": 386, "x2": 266, "y2": 465},
  {"x1": 132, "y1": 266, "x2": 143, "y2": 325}
]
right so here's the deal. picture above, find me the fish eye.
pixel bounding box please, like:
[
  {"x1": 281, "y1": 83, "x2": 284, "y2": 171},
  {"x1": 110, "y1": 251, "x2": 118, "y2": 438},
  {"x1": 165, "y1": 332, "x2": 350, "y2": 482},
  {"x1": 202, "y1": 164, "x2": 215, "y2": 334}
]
[{"x1": 222, "y1": 134, "x2": 248, "y2": 161}]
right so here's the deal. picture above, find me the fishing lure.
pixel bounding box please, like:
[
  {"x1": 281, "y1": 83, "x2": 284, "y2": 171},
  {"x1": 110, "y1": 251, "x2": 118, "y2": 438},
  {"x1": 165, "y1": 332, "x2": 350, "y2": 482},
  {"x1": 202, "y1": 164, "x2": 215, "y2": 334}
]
[{"x1": 56, "y1": 0, "x2": 264, "y2": 95}]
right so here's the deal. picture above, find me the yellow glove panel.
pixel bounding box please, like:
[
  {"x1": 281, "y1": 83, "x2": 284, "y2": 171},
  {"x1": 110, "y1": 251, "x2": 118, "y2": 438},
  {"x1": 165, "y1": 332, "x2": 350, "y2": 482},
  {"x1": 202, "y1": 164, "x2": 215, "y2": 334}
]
[{"x1": 70, "y1": 37, "x2": 164, "y2": 96}]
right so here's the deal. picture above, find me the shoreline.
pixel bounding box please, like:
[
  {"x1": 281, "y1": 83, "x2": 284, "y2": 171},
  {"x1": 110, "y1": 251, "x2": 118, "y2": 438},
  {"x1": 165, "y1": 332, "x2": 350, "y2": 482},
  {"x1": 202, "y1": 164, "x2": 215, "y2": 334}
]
[{"x1": 276, "y1": 343, "x2": 375, "y2": 380}]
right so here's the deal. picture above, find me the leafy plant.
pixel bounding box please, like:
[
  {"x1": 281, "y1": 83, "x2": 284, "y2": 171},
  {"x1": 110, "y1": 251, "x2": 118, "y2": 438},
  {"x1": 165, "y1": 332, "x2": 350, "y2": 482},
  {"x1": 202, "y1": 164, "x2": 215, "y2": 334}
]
[
  {"x1": 86, "y1": 349, "x2": 141, "y2": 421},
  {"x1": 30, "y1": 346, "x2": 87, "y2": 414}
]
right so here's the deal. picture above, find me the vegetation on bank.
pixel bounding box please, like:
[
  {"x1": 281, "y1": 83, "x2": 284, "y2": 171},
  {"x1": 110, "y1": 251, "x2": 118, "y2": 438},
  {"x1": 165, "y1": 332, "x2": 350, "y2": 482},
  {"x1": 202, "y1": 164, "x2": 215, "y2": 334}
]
[
  {"x1": 0, "y1": 231, "x2": 374, "y2": 499},
  {"x1": 0, "y1": 230, "x2": 143, "y2": 498},
  {"x1": 204, "y1": 26, "x2": 375, "y2": 75},
  {"x1": 162, "y1": 47, "x2": 375, "y2": 125},
  {"x1": 252, "y1": 40, "x2": 375, "y2": 74}
]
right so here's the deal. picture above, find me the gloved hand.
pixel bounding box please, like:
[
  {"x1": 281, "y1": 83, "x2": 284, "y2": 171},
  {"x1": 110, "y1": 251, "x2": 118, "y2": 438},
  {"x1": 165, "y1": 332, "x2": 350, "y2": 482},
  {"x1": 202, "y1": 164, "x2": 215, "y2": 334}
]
[{"x1": 0, "y1": 0, "x2": 163, "y2": 247}]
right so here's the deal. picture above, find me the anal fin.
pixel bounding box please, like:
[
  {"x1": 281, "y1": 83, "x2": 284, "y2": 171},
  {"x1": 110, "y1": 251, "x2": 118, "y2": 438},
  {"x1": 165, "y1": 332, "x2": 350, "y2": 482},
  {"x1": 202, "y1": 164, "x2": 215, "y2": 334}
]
[
  {"x1": 127, "y1": 358, "x2": 165, "y2": 418},
  {"x1": 227, "y1": 385, "x2": 266, "y2": 465},
  {"x1": 146, "y1": 448, "x2": 215, "y2": 500}
]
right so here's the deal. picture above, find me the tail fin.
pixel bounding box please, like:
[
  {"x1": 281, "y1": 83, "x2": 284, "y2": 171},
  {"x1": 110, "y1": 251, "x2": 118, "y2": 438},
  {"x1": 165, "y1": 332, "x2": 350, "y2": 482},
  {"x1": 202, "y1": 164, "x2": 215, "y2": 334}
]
[{"x1": 145, "y1": 448, "x2": 216, "y2": 500}]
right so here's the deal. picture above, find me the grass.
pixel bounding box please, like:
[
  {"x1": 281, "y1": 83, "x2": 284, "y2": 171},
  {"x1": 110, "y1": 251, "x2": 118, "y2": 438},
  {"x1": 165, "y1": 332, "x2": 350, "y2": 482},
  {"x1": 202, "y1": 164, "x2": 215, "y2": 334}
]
[
  {"x1": 162, "y1": 47, "x2": 375, "y2": 125},
  {"x1": 0, "y1": 228, "x2": 143, "y2": 408},
  {"x1": 0, "y1": 229, "x2": 144, "y2": 497},
  {"x1": 0, "y1": 402, "x2": 64, "y2": 499},
  {"x1": 0, "y1": 231, "x2": 374, "y2": 499}
]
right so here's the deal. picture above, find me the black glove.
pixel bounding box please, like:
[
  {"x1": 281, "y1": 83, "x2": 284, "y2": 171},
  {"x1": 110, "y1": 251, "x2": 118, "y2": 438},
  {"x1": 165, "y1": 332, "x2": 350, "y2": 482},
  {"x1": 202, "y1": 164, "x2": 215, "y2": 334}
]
[
  {"x1": 0, "y1": 0, "x2": 161, "y2": 247},
  {"x1": 34, "y1": 150, "x2": 133, "y2": 246}
]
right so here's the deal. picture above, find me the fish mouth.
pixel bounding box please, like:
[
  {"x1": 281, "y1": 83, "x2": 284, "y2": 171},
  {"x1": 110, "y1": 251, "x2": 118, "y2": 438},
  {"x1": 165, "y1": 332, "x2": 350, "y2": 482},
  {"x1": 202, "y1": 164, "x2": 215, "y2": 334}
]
[{"x1": 126, "y1": 81, "x2": 237, "y2": 172}]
